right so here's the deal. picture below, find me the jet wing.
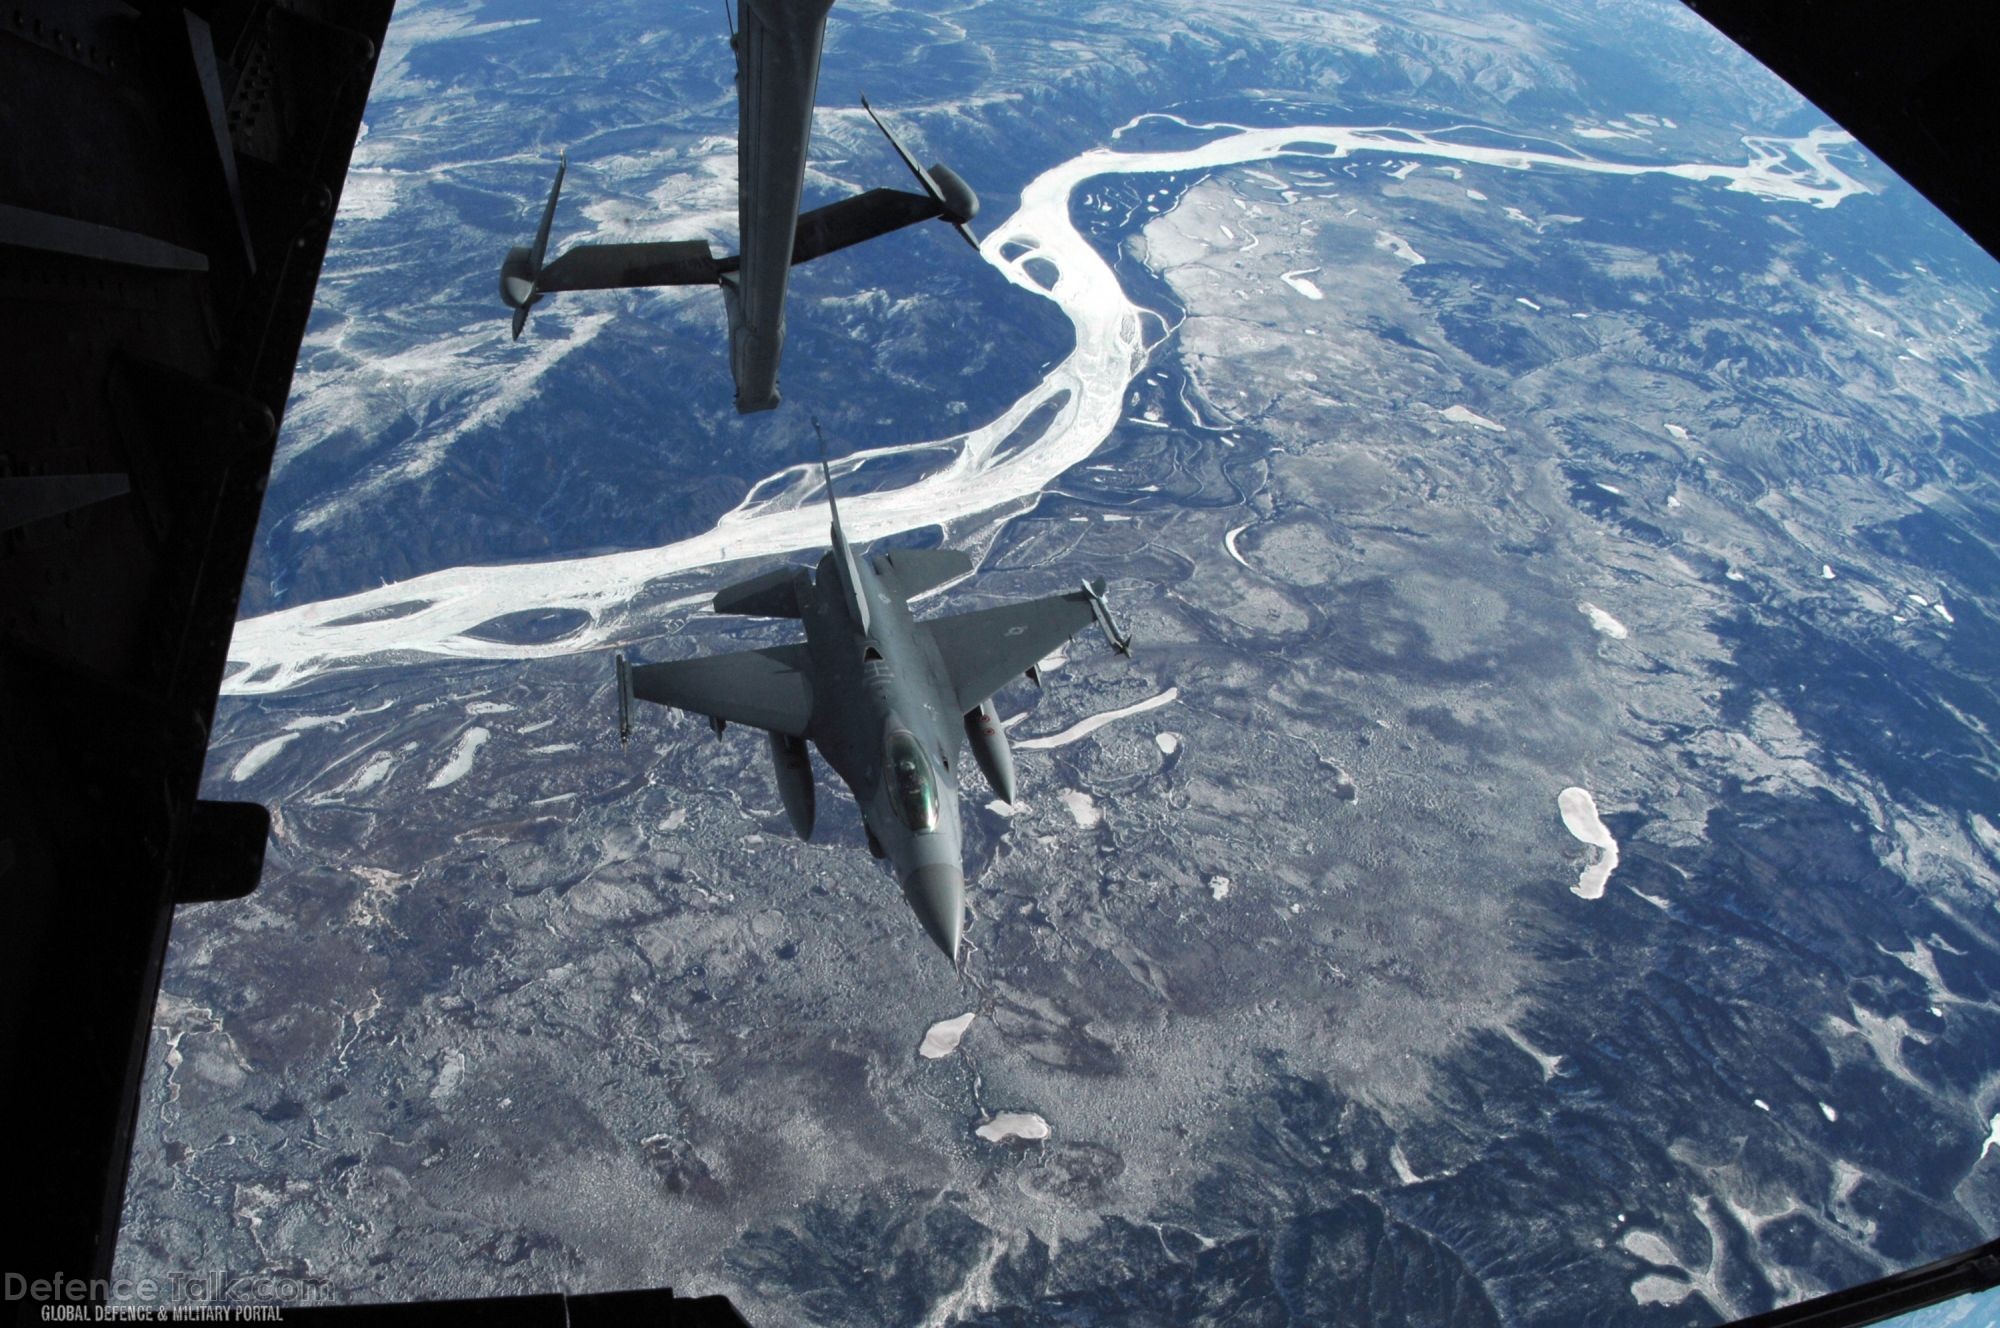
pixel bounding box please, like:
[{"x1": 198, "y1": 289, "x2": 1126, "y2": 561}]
[
  {"x1": 924, "y1": 583, "x2": 1103, "y2": 714},
  {"x1": 626, "y1": 642, "x2": 815, "y2": 737},
  {"x1": 872, "y1": 547, "x2": 972, "y2": 601}
]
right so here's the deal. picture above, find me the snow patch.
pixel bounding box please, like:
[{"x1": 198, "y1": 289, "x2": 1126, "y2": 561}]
[
  {"x1": 1579, "y1": 602, "x2": 1629, "y2": 639},
  {"x1": 1440, "y1": 404, "x2": 1506, "y2": 432},
  {"x1": 1559, "y1": 786, "x2": 1620, "y2": 899},
  {"x1": 1280, "y1": 268, "x2": 1325, "y2": 299},
  {"x1": 920, "y1": 1012, "x2": 976, "y2": 1059},
  {"x1": 230, "y1": 733, "x2": 300, "y2": 783},
  {"x1": 1058, "y1": 790, "x2": 1102, "y2": 828},
  {"x1": 427, "y1": 727, "x2": 490, "y2": 789},
  {"x1": 1503, "y1": 1025, "x2": 1564, "y2": 1080},
  {"x1": 336, "y1": 168, "x2": 399, "y2": 222},
  {"x1": 430, "y1": 1049, "x2": 466, "y2": 1103},
  {"x1": 1630, "y1": 1275, "x2": 1694, "y2": 1307},
  {"x1": 346, "y1": 751, "x2": 396, "y2": 793},
  {"x1": 1375, "y1": 231, "x2": 1425, "y2": 264},
  {"x1": 976, "y1": 1112, "x2": 1050, "y2": 1143}
]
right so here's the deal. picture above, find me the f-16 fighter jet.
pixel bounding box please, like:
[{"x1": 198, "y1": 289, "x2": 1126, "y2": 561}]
[
  {"x1": 499, "y1": 0, "x2": 980, "y2": 413},
  {"x1": 615, "y1": 449, "x2": 1132, "y2": 964}
]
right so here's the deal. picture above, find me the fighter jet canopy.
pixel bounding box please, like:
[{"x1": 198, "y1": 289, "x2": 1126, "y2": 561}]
[{"x1": 886, "y1": 730, "x2": 940, "y2": 834}]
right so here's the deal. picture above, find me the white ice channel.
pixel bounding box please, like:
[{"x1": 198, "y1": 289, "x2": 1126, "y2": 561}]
[
  {"x1": 222, "y1": 121, "x2": 1869, "y2": 693},
  {"x1": 1013, "y1": 687, "x2": 1180, "y2": 751}
]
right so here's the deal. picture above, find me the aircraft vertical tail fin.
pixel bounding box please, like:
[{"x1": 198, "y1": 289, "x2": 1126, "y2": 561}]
[
  {"x1": 812, "y1": 417, "x2": 871, "y2": 635},
  {"x1": 813, "y1": 416, "x2": 845, "y2": 542}
]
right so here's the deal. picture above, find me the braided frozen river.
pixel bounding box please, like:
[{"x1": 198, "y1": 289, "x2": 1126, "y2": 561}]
[{"x1": 222, "y1": 116, "x2": 1866, "y2": 695}]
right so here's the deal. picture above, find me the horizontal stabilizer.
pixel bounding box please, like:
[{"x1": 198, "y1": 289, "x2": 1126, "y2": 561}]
[
  {"x1": 713, "y1": 566, "x2": 805, "y2": 617},
  {"x1": 872, "y1": 547, "x2": 972, "y2": 600},
  {"x1": 532, "y1": 152, "x2": 567, "y2": 272},
  {"x1": 861, "y1": 96, "x2": 981, "y2": 251},
  {"x1": 538, "y1": 240, "x2": 722, "y2": 292},
  {"x1": 500, "y1": 154, "x2": 568, "y2": 339},
  {"x1": 625, "y1": 643, "x2": 815, "y2": 738},
  {"x1": 792, "y1": 188, "x2": 944, "y2": 267}
]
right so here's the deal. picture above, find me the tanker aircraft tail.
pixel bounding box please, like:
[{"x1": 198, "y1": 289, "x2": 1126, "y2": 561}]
[{"x1": 498, "y1": 3, "x2": 980, "y2": 412}]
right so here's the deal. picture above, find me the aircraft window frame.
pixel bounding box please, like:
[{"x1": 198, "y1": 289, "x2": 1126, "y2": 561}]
[{"x1": 886, "y1": 730, "x2": 940, "y2": 834}]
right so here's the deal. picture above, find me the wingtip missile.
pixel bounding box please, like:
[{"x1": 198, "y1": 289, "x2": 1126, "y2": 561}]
[{"x1": 1082, "y1": 578, "x2": 1134, "y2": 657}]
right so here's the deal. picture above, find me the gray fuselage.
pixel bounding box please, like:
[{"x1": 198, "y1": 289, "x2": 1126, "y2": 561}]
[{"x1": 797, "y1": 546, "x2": 967, "y2": 957}]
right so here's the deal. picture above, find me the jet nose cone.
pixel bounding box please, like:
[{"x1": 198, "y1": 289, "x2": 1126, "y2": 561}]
[{"x1": 901, "y1": 863, "x2": 965, "y2": 962}]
